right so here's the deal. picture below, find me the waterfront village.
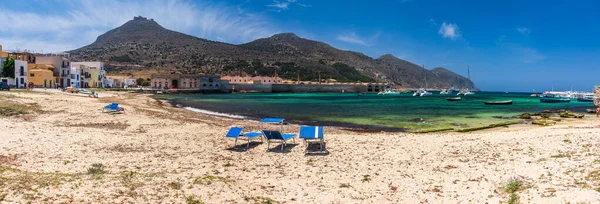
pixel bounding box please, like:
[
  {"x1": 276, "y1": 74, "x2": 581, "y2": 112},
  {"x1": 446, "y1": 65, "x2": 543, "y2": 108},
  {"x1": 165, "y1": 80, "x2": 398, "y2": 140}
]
[{"x1": 0, "y1": 44, "x2": 393, "y2": 94}]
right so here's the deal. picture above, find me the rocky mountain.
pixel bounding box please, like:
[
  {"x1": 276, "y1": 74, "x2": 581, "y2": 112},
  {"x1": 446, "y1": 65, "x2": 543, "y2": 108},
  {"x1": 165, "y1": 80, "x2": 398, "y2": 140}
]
[{"x1": 69, "y1": 16, "x2": 477, "y2": 90}]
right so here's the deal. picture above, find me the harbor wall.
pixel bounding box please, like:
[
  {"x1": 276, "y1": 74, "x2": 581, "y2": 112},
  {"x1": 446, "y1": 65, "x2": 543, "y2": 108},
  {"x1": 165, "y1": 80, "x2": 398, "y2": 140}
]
[
  {"x1": 229, "y1": 83, "x2": 272, "y2": 92},
  {"x1": 226, "y1": 83, "x2": 367, "y2": 93},
  {"x1": 272, "y1": 84, "x2": 366, "y2": 93},
  {"x1": 595, "y1": 86, "x2": 600, "y2": 107}
]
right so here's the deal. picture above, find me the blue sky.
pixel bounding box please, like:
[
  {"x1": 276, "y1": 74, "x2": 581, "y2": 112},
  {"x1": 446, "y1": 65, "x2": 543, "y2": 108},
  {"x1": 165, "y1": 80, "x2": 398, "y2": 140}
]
[{"x1": 1, "y1": 0, "x2": 599, "y2": 91}]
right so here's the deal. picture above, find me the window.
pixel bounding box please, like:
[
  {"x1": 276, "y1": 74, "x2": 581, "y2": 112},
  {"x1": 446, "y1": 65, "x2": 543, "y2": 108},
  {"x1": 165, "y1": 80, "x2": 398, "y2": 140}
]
[
  {"x1": 30, "y1": 73, "x2": 35, "y2": 77},
  {"x1": 20, "y1": 78, "x2": 24, "y2": 84},
  {"x1": 20, "y1": 66, "x2": 24, "y2": 76}
]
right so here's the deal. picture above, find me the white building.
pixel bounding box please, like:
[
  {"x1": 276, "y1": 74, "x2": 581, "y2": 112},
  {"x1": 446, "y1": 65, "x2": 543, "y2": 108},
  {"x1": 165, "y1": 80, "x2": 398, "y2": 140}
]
[
  {"x1": 123, "y1": 78, "x2": 136, "y2": 88},
  {"x1": 0, "y1": 58, "x2": 27, "y2": 88},
  {"x1": 69, "y1": 66, "x2": 81, "y2": 88},
  {"x1": 71, "y1": 62, "x2": 107, "y2": 88},
  {"x1": 105, "y1": 78, "x2": 114, "y2": 88},
  {"x1": 14, "y1": 60, "x2": 28, "y2": 88}
]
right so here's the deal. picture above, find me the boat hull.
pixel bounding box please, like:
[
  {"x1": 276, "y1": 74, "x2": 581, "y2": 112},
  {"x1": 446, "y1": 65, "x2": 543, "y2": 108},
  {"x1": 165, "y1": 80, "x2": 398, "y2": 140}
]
[
  {"x1": 540, "y1": 98, "x2": 571, "y2": 103},
  {"x1": 484, "y1": 100, "x2": 513, "y2": 105},
  {"x1": 446, "y1": 97, "x2": 461, "y2": 101},
  {"x1": 577, "y1": 98, "x2": 594, "y2": 102}
]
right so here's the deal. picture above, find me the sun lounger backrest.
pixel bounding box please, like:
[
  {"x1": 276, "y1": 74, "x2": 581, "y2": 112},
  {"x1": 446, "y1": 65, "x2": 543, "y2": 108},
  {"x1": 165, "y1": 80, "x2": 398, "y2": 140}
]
[
  {"x1": 269, "y1": 131, "x2": 285, "y2": 140},
  {"x1": 105, "y1": 103, "x2": 119, "y2": 110},
  {"x1": 299, "y1": 126, "x2": 323, "y2": 139},
  {"x1": 262, "y1": 130, "x2": 271, "y2": 139},
  {"x1": 263, "y1": 130, "x2": 282, "y2": 140},
  {"x1": 226, "y1": 127, "x2": 243, "y2": 138}
]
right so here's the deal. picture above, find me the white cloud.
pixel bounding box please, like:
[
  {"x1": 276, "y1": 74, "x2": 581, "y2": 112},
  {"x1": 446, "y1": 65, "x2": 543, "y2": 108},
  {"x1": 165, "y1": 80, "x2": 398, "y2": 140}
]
[
  {"x1": 517, "y1": 27, "x2": 531, "y2": 35},
  {"x1": 267, "y1": 1, "x2": 290, "y2": 10},
  {"x1": 438, "y1": 22, "x2": 461, "y2": 40},
  {"x1": 336, "y1": 33, "x2": 369, "y2": 46},
  {"x1": 0, "y1": 0, "x2": 277, "y2": 53},
  {"x1": 267, "y1": 0, "x2": 310, "y2": 12},
  {"x1": 428, "y1": 18, "x2": 437, "y2": 26},
  {"x1": 518, "y1": 47, "x2": 546, "y2": 63}
]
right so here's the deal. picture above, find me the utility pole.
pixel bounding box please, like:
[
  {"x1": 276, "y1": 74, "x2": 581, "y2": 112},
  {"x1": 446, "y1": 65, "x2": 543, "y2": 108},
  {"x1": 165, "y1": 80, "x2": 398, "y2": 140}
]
[
  {"x1": 318, "y1": 71, "x2": 321, "y2": 84},
  {"x1": 297, "y1": 72, "x2": 300, "y2": 84}
]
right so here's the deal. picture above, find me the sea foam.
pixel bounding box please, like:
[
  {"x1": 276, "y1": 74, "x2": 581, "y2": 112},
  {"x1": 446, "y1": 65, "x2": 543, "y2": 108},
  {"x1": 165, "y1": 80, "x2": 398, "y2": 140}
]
[{"x1": 183, "y1": 106, "x2": 246, "y2": 119}]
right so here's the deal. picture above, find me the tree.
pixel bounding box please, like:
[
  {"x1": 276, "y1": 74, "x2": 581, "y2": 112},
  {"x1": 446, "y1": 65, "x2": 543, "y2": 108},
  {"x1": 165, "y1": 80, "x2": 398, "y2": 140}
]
[
  {"x1": 136, "y1": 78, "x2": 145, "y2": 85},
  {"x1": 142, "y1": 81, "x2": 150, "y2": 87},
  {"x1": 1, "y1": 58, "x2": 15, "y2": 78}
]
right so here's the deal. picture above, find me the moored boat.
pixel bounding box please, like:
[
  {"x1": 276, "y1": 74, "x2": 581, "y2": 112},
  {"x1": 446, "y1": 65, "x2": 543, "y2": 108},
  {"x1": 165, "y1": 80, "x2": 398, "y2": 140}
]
[
  {"x1": 577, "y1": 97, "x2": 594, "y2": 102},
  {"x1": 484, "y1": 100, "x2": 513, "y2": 105},
  {"x1": 440, "y1": 89, "x2": 454, "y2": 95},
  {"x1": 378, "y1": 89, "x2": 401, "y2": 95},
  {"x1": 446, "y1": 97, "x2": 461, "y2": 101},
  {"x1": 413, "y1": 88, "x2": 432, "y2": 97},
  {"x1": 457, "y1": 89, "x2": 474, "y2": 96},
  {"x1": 540, "y1": 94, "x2": 571, "y2": 103}
]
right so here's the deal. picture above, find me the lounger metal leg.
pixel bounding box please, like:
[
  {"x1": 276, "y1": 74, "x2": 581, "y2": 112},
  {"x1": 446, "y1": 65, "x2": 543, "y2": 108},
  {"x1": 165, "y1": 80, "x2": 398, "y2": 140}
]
[
  {"x1": 281, "y1": 141, "x2": 285, "y2": 151},
  {"x1": 266, "y1": 141, "x2": 270, "y2": 152},
  {"x1": 234, "y1": 138, "x2": 238, "y2": 147},
  {"x1": 304, "y1": 140, "x2": 308, "y2": 154},
  {"x1": 247, "y1": 138, "x2": 250, "y2": 148},
  {"x1": 320, "y1": 140, "x2": 323, "y2": 151}
]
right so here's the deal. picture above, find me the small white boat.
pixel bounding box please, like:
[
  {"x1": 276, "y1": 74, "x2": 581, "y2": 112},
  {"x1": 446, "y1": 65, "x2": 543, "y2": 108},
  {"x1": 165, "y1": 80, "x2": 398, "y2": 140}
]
[
  {"x1": 378, "y1": 89, "x2": 401, "y2": 95},
  {"x1": 457, "y1": 89, "x2": 474, "y2": 96},
  {"x1": 413, "y1": 88, "x2": 432, "y2": 97},
  {"x1": 439, "y1": 89, "x2": 454, "y2": 95}
]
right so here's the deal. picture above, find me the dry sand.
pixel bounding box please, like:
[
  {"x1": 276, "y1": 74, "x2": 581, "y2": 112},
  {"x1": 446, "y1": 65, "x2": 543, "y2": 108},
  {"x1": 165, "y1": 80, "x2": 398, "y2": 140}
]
[{"x1": 1, "y1": 90, "x2": 600, "y2": 203}]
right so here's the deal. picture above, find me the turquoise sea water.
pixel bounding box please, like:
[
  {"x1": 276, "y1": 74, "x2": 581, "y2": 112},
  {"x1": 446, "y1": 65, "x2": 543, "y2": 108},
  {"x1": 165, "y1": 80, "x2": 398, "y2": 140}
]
[{"x1": 154, "y1": 92, "x2": 595, "y2": 131}]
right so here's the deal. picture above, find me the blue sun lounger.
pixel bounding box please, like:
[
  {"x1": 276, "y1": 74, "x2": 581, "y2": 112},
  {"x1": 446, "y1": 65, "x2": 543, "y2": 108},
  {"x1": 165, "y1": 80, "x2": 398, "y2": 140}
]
[
  {"x1": 262, "y1": 130, "x2": 296, "y2": 151},
  {"x1": 103, "y1": 103, "x2": 118, "y2": 111},
  {"x1": 225, "y1": 127, "x2": 263, "y2": 148},
  {"x1": 299, "y1": 126, "x2": 326, "y2": 153}
]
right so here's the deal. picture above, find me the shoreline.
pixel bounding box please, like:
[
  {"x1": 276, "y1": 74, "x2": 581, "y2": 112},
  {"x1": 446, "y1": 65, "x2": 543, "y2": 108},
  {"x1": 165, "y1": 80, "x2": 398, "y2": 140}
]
[
  {"x1": 161, "y1": 95, "x2": 596, "y2": 133},
  {"x1": 164, "y1": 99, "x2": 411, "y2": 132}
]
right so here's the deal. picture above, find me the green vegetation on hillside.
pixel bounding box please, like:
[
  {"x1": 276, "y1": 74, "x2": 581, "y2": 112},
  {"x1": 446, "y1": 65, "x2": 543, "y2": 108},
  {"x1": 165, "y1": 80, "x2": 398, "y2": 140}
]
[
  {"x1": 332, "y1": 63, "x2": 375, "y2": 82},
  {"x1": 111, "y1": 55, "x2": 134, "y2": 63}
]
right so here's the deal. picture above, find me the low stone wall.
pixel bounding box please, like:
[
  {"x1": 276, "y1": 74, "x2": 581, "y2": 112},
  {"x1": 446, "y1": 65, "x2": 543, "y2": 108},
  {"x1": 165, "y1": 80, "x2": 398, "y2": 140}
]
[
  {"x1": 229, "y1": 83, "x2": 272, "y2": 92},
  {"x1": 225, "y1": 83, "x2": 367, "y2": 93}
]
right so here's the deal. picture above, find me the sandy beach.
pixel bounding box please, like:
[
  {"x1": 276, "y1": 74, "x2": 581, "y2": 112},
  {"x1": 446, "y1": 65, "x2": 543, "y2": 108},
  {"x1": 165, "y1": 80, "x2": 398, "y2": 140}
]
[{"x1": 1, "y1": 90, "x2": 600, "y2": 203}]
